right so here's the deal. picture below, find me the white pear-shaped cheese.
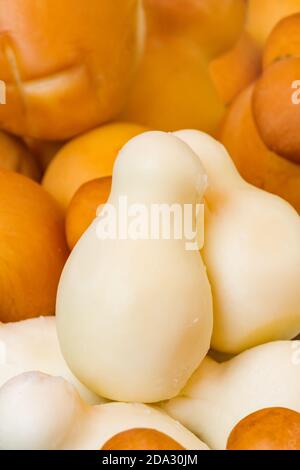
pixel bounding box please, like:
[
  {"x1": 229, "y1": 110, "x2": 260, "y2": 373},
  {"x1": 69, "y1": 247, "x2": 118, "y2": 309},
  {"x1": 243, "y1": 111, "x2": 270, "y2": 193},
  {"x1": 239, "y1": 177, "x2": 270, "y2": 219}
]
[
  {"x1": 175, "y1": 130, "x2": 300, "y2": 353},
  {"x1": 0, "y1": 317, "x2": 101, "y2": 405},
  {"x1": 164, "y1": 341, "x2": 300, "y2": 449},
  {"x1": 0, "y1": 372, "x2": 209, "y2": 450},
  {"x1": 57, "y1": 131, "x2": 213, "y2": 403}
]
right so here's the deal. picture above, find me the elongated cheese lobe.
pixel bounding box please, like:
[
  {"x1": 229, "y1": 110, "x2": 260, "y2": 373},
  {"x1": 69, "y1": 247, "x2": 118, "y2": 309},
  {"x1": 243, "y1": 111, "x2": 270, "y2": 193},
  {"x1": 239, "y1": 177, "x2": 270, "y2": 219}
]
[
  {"x1": 57, "y1": 131, "x2": 213, "y2": 403},
  {"x1": 175, "y1": 130, "x2": 300, "y2": 354}
]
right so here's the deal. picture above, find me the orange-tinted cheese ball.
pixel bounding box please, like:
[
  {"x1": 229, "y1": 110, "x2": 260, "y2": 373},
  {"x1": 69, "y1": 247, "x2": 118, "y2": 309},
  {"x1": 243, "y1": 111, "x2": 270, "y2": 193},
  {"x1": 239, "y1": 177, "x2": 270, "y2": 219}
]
[
  {"x1": 0, "y1": 170, "x2": 69, "y2": 322},
  {"x1": 66, "y1": 177, "x2": 112, "y2": 250},
  {"x1": 102, "y1": 428, "x2": 185, "y2": 451},
  {"x1": 227, "y1": 408, "x2": 300, "y2": 450}
]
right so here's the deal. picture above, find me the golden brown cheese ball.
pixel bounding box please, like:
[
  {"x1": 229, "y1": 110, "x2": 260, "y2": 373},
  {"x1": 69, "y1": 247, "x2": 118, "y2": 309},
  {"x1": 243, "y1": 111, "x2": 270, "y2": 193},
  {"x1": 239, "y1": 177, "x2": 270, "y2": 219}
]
[
  {"x1": 263, "y1": 13, "x2": 300, "y2": 68},
  {"x1": 227, "y1": 408, "x2": 300, "y2": 450},
  {"x1": 253, "y1": 14, "x2": 300, "y2": 164},
  {"x1": 220, "y1": 14, "x2": 300, "y2": 214},
  {"x1": 66, "y1": 177, "x2": 111, "y2": 250},
  {"x1": 220, "y1": 85, "x2": 300, "y2": 214},
  {"x1": 0, "y1": 170, "x2": 69, "y2": 322},
  {"x1": 0, "y1": 0, "x2": 141, "y2": 140},
  {"x1": 101, "y1": 428, "x2": 185, "y2": 451}
]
